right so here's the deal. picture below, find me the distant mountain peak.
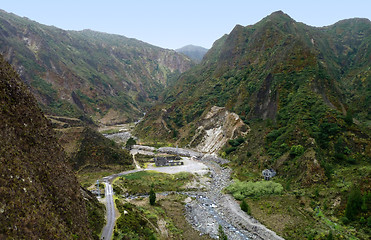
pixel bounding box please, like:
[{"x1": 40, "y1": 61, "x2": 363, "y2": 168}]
[
  {"x1": 176, "y1": 45, "x2": 209, "y2": 63},
  {"x1": 263, "y1": 10, "x2": 294, "y2": 23}
]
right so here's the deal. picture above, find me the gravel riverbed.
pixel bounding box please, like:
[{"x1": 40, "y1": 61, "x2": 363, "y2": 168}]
[{"x1": 110, "y1": 141, "x2": 284, "y2": 239}]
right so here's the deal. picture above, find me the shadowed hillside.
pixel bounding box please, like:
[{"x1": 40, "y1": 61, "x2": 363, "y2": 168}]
[{"x1": 0, "y1": 54, "x2": 94, "y2": 239}]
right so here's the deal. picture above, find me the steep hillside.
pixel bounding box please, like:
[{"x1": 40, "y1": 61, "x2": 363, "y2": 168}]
[
  {"x1": 176, "y1": 44, "x2": 209, "y2": 63},
  {"x1": 137, "y1": 10, "x2": 370, "y2": 159},
  {"x1": 0, "y1": 54, "x2": 94, "y2": 239},
  {"x1": 136, "y1": 11, "x2": 371, "y2": 239},
  {"x1": 0, "y1": 9, "x2": 193, "y2": 124}
]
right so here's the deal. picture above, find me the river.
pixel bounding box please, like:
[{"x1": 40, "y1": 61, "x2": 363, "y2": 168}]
[{"x1": 99, "y1": 128, "x2": 284, "y2": 240}]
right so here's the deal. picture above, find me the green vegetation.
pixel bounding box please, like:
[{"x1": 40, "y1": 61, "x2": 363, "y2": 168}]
[
  {"x1": 240, "y1": 199, "x2": 251, "y2": 215},
  {"x1": 0, "y1": 54, "x2": 94, "y2": 239},
  {"x1": 114, "y1": 201, "x2": 158, "y2": 239},
  {"x1": 149, "y1": 187, "x2": 156, "y2": 206},
  {"x1": 345, "y1": 186, "x2": 365, "y2": 221},
  {"x1": 126, "y1": 137, "x2": 137, "y2": 149},
  {"x1": 135, "y1": 13, "x2": 371, "y2": 240},
  {"x1": 71, "y1": 127, "x2": 133, "y2": 171},
  {"x1": 218, "y1": 225, "x2": 228, "y2": 240},
  {"x1": 226, "y1": 180, "x2": 283, "y2": 200},
  {"x1": 84, "y1": 190, "x2": 106, "y2": 239},
  {"x1": 114, "y1": 171, "x2": 193, "y2": 194},
  {"x1": 0, "y1": 10, "x2": 193, "y2": 120}
]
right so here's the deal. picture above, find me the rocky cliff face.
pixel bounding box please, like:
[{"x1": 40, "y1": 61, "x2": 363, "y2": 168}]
[
  {"x1": 0, "y1": 54, "x2": 93, "y2": 239},
  {"x1": 190, "y1": 106, "x2": 249, "y2": 153},
  {"x1": 0, "y1": 10, "x2": 194, "y2": 123}
]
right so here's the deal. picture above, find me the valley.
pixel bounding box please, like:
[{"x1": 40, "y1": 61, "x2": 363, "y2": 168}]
[
  {"x1": 0, "y1": 7, "x2": 370, "y2": 240},
  {"x1": 97, "y1": 128, "x2": 283, "y2": 239}
]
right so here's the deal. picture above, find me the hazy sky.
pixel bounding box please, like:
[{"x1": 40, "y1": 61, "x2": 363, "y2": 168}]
[{"x1": 1, "y1": 0, "x2": 370, "y2": 49}]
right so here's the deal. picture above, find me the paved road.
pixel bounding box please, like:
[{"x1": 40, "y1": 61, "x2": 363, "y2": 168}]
[
  {"x1": 100, "y1": 169, "x2": 142, "y2": 240},
  {"x1": 100, "y1": 182, "x2": 115, "y2": 240}
]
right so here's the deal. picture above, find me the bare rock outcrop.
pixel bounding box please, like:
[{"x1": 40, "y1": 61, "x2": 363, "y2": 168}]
[{"x1": 190, "y1": 106, "x2": 249, "y2": 153}]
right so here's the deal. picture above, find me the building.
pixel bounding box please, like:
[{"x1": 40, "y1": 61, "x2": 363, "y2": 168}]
[
  {"x1": 262, "y1": 168, "x2": 276, "y2": 180},
  {"x1": 154, "y1": 156, "x2": 183, "y2": 166}
]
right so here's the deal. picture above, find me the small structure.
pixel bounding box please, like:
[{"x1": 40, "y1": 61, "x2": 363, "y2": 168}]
[
  {"x1": 154, "y1": 156, "x2": 183, "y2": 166},
  {"x1": 262, "y1": 168, "x2": 276, "y2": 180},
  {"x1": 96, "y1": 180, "x2": 100, "y2": 198}
]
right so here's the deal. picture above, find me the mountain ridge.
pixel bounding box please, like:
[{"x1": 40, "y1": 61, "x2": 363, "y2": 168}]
[
  {"x1": 135, "y1": 10, "x2": 371, "y2": 239},
  {"x1": 0, "y1": 9, "x2": 194, "y2": 124},
  {"x1": 136, "y1": 11, "x2": 370, "y2": 173}
]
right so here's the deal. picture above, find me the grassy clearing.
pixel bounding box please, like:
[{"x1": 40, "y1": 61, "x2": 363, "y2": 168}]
[
  {"x1": 113, "y1": 194, "x2": 212, "y2": 240},
  {"x1": 114, "y1": 171, "x2": 194, "y2": 194}
]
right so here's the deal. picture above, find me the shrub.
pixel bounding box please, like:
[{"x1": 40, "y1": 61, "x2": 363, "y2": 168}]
[
  {"x1": 126, "y1": 137, "x2": 137, "y2": 149},
  {"x1": 218, "y1": 225, "x2": 228, "y2": 240},
  {"x1": 228, "y1": 137, "x2": 245, "y2": 147},
  {"x1": 327, "y1": 231, "x2": 333, "y2": 240},
  {"x1": 341, "y1": 216, "x2": 350, "y2": 225},
  {"x1": 345, "y1": 186, "x2": 363, "y2": 221},
  {"x1": 226, "y1": 180, "x2": 283, "y2": 199},
  {"x1": 149, "y1": 188, "x2": 156, "y2": 206},
  {"x1": 240, "y1": 199, "x2": 251, "y2": 214},
  {"x1": 225, "y1": 147, "x2": 237, "y2": 154},
  {"x1": 290, "y1": 145, "x2": 305, "y2": 157}
]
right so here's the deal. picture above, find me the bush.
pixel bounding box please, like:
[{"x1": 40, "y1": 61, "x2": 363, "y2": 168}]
[
  {"x1": 290, "y1": 145, "x2": 305, "y2": 157},
  {"x1": 345, "y1": 186, "x2": 363, "y2": 221},
  {"x1": 218, "y1": 225, "x2": 228, "y2": 240},
  {"x1": 360, "y1": 217, "x2": 366, "y2": 225},
  {"x1": 225, "y1": 147, "x2": 237, "y2": 154},
  {"x1": 228, "y1": 137, "x2": 245, "y2": 147},
  {"x1": 226, "y1": 180, "x2": 283, "y2": 199},
  {"x1": 327, "y1": 231, "x2": 333, "y2": 240},
  {"x1": 126, "y1": 137, "x2": 137, "y2": 149},
  {"x1": 149, "y1": 188, "x2": 156, "y2": 206},
  {"x1": 240, "y1": 199, "x2": 251, "y2": 214},
  {"x1": 341, "y1": 216, "x2": 350, "y2": 225}
]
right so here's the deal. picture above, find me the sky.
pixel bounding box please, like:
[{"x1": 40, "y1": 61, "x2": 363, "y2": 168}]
[{"x1": 1, "y1": 0, "x2": 370, "y2": 49}]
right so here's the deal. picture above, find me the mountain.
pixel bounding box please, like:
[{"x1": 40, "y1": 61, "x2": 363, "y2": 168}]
[
  {"x1": 136, "y1": 10, "x2": 371, "y2": 239},
  {"x1": 136, "y1": 11, "x2": 370, "y2": 180},
  {"x1": 0, "y1": 9, "x2": 194, "y2": 124},
  {"x1": 176, "y1": 44, "x2": 208, "y2": 63},
  {"x1": 0, "y1": 54, "x2": 96, "y2": 239}
]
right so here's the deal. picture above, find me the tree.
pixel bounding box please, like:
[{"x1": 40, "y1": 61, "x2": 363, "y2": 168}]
[
  {"x1": 344, "y1": 111, "x2": 353, "y2": 125},
  {"x1": 290, "y1": 145, "x2": 304, "y2": 157},
  {"x1": 240, "y1": 199, "x2": 251, "y2": 215},
  {"x1": 345, "y1": 186, "x2": 363, "y2": 221},
  {"x1": 149, "y1": 188, "x2": 156, "y2": 206},
  {"x1": 326, "y1": 231, "x2": 333, "y2": 240},
  {"x1": 126, "y1": 137, "x2": 136, "y2": 149},
  {"x1": 218, "y1": 225, "x2": 228, "y2": 240}
]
